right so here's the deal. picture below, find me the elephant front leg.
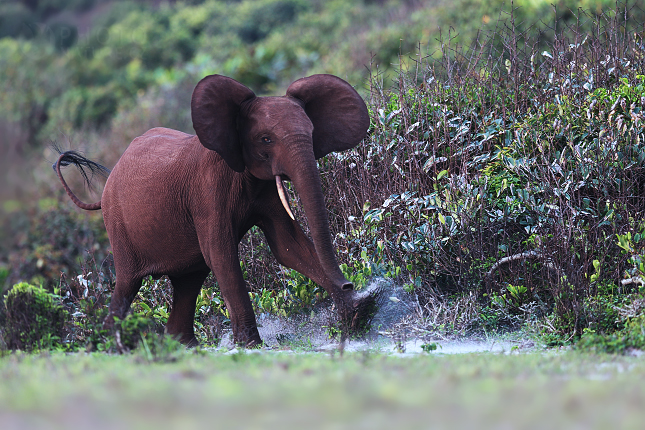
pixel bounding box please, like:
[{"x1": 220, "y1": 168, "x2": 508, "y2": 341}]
[{"x1": 208, "y1": 250, "x2": 262, "y2": 347}]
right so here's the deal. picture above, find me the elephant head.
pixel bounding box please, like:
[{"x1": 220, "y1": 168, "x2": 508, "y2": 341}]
[{"x1": 191, "y1": 74, "x2": 369, "y2": 295}]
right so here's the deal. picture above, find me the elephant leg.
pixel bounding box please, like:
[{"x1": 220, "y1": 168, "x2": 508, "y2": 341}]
[
  {"x1": 166, "y1": 270, "x2": 210, "y2": 347},
  {"x1": 208, "y1": 250, "x2": 262, "y2": 347},
  {"x1": 258, "y1": 213, "x2": 351, "y2": 306},
  {"x1": 105, "y1": 273, "x2": 143, "y2": 329}
]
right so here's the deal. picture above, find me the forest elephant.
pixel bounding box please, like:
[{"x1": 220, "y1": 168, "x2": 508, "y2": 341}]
[{"x1": 54, "y1": 74, "x2": 376, "y2": 347}]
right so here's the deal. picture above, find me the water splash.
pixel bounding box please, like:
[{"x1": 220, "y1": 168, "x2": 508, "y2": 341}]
[
  {"x1": 219, "y1": 278, "x2": 521, "y2": 354},
  {"x1": 368, "y1": 278, "x2": 419, "y2": 333}
]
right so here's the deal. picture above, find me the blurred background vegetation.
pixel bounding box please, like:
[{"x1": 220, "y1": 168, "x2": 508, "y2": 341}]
[
  {"x1": 4, "y1": 0, "x2": 639, "y2": 198},
  {"x1": 2, "y1": 0, "x2": 645, "y2": 352}
]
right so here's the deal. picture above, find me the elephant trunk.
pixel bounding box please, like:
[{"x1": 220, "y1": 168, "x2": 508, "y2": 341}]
[{"x1": 287, "y1": 145, "x2": 353, "y2": 294}]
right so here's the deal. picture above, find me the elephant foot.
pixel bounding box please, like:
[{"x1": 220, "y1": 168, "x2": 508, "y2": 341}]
[
  {"x1": 232, "y1": 325, "x2": 263, "y2": 349},
  {"x1": 176, "y1": 334, "x2": 199, "y2": 348},
  {"x1": 244, "y1": 338, "x2": 264, "y2": 349}
]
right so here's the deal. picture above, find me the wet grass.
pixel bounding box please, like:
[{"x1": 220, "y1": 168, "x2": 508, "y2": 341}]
[{"x1": 1, "y1": 349, "x2": 644, "y2": 429}]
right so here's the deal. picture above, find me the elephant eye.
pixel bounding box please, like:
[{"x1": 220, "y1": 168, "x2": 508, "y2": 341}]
[{"x1": 261, "y1": 136, "x2": 272, "y2": 144}]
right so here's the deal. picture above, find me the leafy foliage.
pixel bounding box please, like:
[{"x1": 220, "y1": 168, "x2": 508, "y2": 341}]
[
  {"x1": 2, "y1": 282, "x2": 66, "y2": 351},
  {"x1": 2, "y1": 199, "x2": 109, "y2": 290},
  {"x1": 577, "y1": 314, "x2": 645, "y2": 354},
  {"x1": 320, "y1": 2, "x2": 645, "y2": 344}
]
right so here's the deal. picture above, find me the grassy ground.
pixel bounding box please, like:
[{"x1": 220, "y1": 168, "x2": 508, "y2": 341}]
[{"x1": 1, "y1": 349, "x2": 644, "y2": 429}]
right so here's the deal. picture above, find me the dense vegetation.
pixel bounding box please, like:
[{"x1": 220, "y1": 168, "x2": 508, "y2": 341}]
[{"x1": 2, "y1": 0, "x2": 645, "y2": 353}]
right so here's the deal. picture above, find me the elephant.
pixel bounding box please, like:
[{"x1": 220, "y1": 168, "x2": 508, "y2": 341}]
[{"x1": 54, "y1": 73, "x2": 377, "y2": 347}]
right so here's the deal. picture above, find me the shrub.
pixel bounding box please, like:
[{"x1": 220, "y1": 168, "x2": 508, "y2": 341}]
[
  {"x1": 577, "y1": 314, "x2": 645, "y2": 354},
  {"x1": 107, "y1": 311, "x2": 184, "y2": 361},
  {"x1": 232, "y1": 0, "x2": 308, "y2": 43},
  {"x1": 2, "y1": 282, "x2": 66, "y2": 351},
  {"x1": 320, "y1": 2, "x2": 645, "y2": 340},
  {"x1": 2, "y1": 199, "x2": 109, "y2": 289},
  {"x1": 111, "y1": 313, "x2": 158, "y2": 352}
]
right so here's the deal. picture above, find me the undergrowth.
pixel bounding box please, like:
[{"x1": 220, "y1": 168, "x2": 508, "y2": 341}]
[
  {"x1": 321, "y1": 3, "x2": 645, "y2": 347},
  {"x1": 1, "y1": 282, "x2": 66, "y2": 351}
]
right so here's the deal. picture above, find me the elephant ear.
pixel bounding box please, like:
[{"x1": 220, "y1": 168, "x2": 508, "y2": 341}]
[
  {"x1": 191, "y1": 75, "x2": 256, "y2": 172},
  {"x1": 286, "y1": 74, "x2": 369, "y2": 159}
]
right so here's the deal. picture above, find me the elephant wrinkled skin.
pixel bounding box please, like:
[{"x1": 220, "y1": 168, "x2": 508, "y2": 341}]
[{"x1": 54, "y1": 74, "x2": 375, "y2": 347}]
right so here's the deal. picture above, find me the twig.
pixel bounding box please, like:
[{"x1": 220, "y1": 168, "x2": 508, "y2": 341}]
[
  {"x1": 115, "y1": 330, "x2": 125, "y2": 354},
  {"x1": 621, "y1": 277, "x2": 645, "y2": 286}
]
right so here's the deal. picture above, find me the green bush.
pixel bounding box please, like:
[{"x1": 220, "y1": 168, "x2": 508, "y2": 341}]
[
  {"x1": 0, "y1": 273, "x2": 181, "y2": 354},
  {"x1": 110, "y1": 313, "x2": 159, "y2": 352},
  {"x1": 3, "y1": 199, "x2": 109, "y2": 289},
  {"x1": 232, "y1": 0, "x2": 308, "y2": 43},
  {"x1": 577, "y1": 314, "x2": 645, "y2": 354},
  {"x1": 2, "y1": 282, "x2": 67, "y2": 351},
  {"x1": 0, "y1": 38, "x2": 66, "y2": 145}
]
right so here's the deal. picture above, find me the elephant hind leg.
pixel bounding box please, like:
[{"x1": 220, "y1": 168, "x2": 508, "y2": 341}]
[
  {"x1": 166, "y1": 270, "x2": 210, "y2": 346},
  {"x1": 104, "y1": 274, "x2": 143, "y2": 330}
]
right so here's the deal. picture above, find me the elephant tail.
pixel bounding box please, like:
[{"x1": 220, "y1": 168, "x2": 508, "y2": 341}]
[{"x1": 52, "y1": 149, "x2": 111, "y2": 211}]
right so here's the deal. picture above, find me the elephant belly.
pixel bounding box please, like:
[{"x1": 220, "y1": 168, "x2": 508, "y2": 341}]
[{"x1": 103, "y1": 194, "x2": 206, "y2": 277}]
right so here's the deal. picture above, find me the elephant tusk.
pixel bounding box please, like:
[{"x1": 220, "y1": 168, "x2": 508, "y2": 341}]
[{"x1": 276, "y1": 176, "x2": 296, "y2": 221}]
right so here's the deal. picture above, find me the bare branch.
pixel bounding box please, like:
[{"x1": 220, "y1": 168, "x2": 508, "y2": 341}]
[{"x1": 485, "y1": 251, "x2": 563, "y2": 286}]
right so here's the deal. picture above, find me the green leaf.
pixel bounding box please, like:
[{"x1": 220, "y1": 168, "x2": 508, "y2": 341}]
[{"x1": 436, "y1": 169, "x2": 448, "y2": 181}]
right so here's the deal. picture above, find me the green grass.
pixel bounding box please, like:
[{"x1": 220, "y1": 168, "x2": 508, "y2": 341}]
[{"x1": 1, "y1": 350, "x2": 644, "y2": 429}]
